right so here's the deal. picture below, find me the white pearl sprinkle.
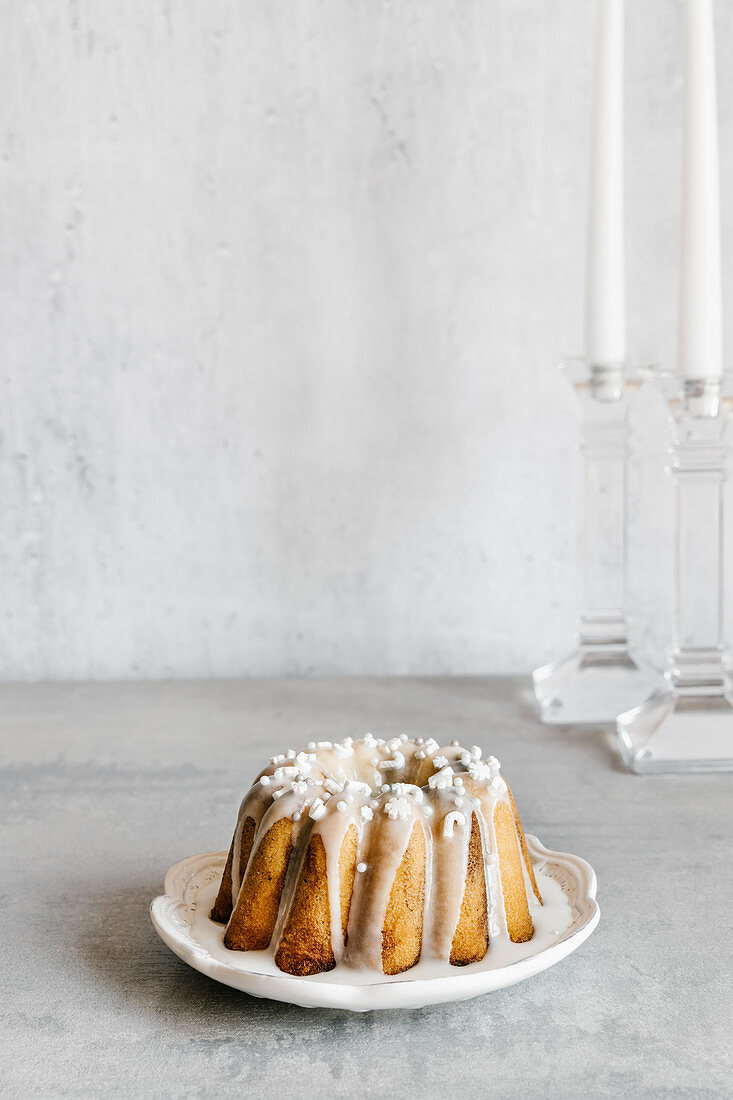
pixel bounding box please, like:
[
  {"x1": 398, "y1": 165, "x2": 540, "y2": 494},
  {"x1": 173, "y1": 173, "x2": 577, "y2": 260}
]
[
  {"x1": 259, "y1": 775, "x2": 271, "y2": 786},
  {"x1": 336, "y1": 800, "x2": 347, "y2": 812},
  {"x1": 357, "y1": 862, "x2": 367, "y2": 873}
]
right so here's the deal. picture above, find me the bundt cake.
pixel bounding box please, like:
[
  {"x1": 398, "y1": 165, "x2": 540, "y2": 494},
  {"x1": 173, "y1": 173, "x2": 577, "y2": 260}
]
[{"x1": 210, "y1": 735, "x2": 542, "y2": 976}]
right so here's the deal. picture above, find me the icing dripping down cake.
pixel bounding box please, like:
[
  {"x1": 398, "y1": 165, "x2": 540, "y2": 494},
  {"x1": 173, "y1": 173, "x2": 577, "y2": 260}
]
[{"x1": 210, "y1": 735, "x2": 543, "y2": 976}]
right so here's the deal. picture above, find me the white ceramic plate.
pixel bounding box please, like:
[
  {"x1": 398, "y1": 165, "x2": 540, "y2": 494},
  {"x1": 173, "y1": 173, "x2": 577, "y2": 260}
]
[{"x1": 150, "y1": 835, "x2": 599, "y2": 1012}]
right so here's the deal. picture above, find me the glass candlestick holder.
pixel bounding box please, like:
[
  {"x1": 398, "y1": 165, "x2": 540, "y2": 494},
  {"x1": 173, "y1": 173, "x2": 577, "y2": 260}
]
[
  {"x1": 617, "y1": 370, "x2": 733, "y2": 773},
  {"x1": 532, "y1": 358, "x2": 660, "y2": 725}
]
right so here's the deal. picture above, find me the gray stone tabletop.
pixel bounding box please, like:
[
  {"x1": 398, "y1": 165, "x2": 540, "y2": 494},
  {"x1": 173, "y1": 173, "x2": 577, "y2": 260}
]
[{"x1": 2, "y1": 677, "x2": 731, "y2": 1099}]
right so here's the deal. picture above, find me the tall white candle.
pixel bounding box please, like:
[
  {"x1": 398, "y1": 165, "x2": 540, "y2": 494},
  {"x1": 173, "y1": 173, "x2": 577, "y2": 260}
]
[
  {"x1": 679, "y1": 0, "x2": 723, "y2": 380},
  {"x1": 585, "y1": 0, "x2": 625, "y2": 368}
]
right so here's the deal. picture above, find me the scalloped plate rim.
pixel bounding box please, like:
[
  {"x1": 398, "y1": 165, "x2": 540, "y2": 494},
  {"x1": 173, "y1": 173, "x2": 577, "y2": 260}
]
[{"x1": 150, "y1": 833, "x2": 600, "y2": 1011}]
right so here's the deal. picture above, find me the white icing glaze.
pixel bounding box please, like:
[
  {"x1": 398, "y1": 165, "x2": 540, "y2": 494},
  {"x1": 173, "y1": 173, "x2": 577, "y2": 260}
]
[
  {"x1": 220, "y1": 736, "x2": 547, "y2": 974},
  {"x1": 196, "y1": 869, "x2": 571, "y2": 983}
]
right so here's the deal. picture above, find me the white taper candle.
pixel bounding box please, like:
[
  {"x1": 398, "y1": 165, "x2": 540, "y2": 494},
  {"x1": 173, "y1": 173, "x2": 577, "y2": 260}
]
[
  {"x1": 585, "y1": 0, "x2": 625, "y2": 368},
  {"x1": 679, "y1": 0, "x2": 723, "y2": 380}
]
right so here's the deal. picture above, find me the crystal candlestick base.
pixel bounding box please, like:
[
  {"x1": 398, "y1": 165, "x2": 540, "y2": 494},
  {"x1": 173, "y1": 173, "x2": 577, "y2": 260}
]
[
  {"x1": 617, "y1": 371, "x2": 733, "y2": 773},
  {"x1": 533, "y1": 359, "x2": 660, "y2": 725}
]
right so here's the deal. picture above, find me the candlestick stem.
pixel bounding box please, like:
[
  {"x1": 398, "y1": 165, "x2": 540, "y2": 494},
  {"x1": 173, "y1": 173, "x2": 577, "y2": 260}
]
[
  {"x1": 533, "y1": 359, "x2": 659, "y2": 725},
  {"x1": 617, "y1": 372, "x2": 733, "y2": 772}
]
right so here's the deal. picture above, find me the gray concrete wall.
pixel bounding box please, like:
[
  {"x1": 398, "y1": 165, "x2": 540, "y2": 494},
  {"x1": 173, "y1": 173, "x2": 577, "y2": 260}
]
[{"x1": 1, "y1": 1, "x2": 731, "y2": 679}]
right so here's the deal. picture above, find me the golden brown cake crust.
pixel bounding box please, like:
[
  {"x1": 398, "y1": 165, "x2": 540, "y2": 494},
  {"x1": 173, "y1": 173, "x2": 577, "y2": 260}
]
[
  {"x1": 224, "y1": 817, "x2": 293, "y2": 951},
  {"x1": 275, "y1": 833, "x2": 336, "y2": 976},
  {"x1": 507, "y1": 784, "x2": 543, "y2": 904},
  {"x1": 450, "y1": 812, "x2": 489, "y2": 965},
  {"x1": 494, "y1": 800, "x2": 534, "y2": 943},
  {"x1": 210, "y1": 815, "x2": 255, "y2": 924},
  {"x1": 382, "y1": 821, "x2": 426, "y2": 975},
  {"x1": 339, "y1": 823, "x2": 358, "y2": 944}
]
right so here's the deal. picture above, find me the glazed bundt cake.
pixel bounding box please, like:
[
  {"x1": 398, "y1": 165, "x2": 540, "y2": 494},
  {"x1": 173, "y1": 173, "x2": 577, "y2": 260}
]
[{"x1": 211, "y1": 735, "x2": 542, "y2": 976}]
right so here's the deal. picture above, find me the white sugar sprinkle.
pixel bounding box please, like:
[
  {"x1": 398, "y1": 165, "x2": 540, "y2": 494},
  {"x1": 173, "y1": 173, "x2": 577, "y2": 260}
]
[
  {"x1": 443, "y1": 810, "x2": 467, "y2": 838},
  {"x1": 384, "y1": 796, "x2": 411, "y2": 821},
  {"x1": 379, "y1": 750, "x2": 406, "y2": 771},
  {"x1": 428, "y1": 766, "x2": 455, "y2": 790},
  {"x1": 392, "y1": 782, "x2": 424, "y2": 804},
  {"x1": 309, "y1": 797, "x2": 327, "y2": 821}
]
